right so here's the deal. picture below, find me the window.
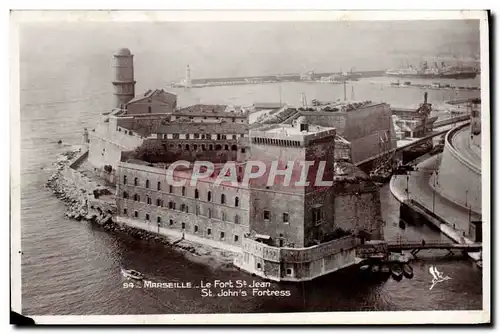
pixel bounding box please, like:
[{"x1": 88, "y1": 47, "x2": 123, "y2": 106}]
[
  {"x1": 169, "y1": 185, "x2": 173, "y2": 193},
  {"x1": 123, "y1": 208, "x2": 127, "y2": 215},
  {"x1": 157, "y1": 216, "x2": 161, "y2": 224},
  {"x1": 234, "y1": 214, "x2": 240, "y2": 224},
  {"x1": 256, "y1": 263, "x2": 262, "y2": 270},
  {"x1": 215, "y1": 144, "x2": 222, "y2": 151},
  {"x1": 193, "y1": 144, "x2": 198, "y2": 151},
  {"x1": 221, "y1": 211, "x2": 226, "y2": 221},
  {"x1": 202, "y1": 144, "x2": 206, "y2": 151},
  {"x1": 241, "y1": 148, "x2": 246, "y2": 154},
  {"x1": 264, "y1": 210, "x2": 270, "y2": 221},
  {"x1": 207, "y1": 191, "x2": 212, "y2": 202},
  {"x1": 173, "y1": 133, "x2": 179, "y2": 139},
  {"x1": 208, "y1": 208, "x2": 212, "y2": 218},
  {"x1": 123, "y1": 191, "x2": 128, "y2": 199},
  {"x1": 156, "y1": 199, "x2": 163, "y2": 207},
  {"x1": 194, "y1": 225, "x2": 199, "y2": 233},
  {"x1": 224, "y1": 145, "x2": 229, "y2": 151},
  {"x1": 221, "y1": 194, "x2": 226, "y2": 204},
  {"x1": 168, "y1": 201, "x2": 174, "y2": 209},
  {"x1": 147, "y1": 196, "x2": 152, "y2": 205},
  {"x1": 134, "y1": 194, "x2": 140, "y2": 202},
  {"x1": 232, "y1": 135, "x2": 237, "y2": 139},
  {"x1": 234, "y1": 197, "x2": 239, "y2": 207},
  {"x1": 217, "y1": 134, "x2": 221, "y2": 140},
  {"x1": 169, "y1": 219, "x2": 173, "y2": 226},
  {"x1": 286, "y1": 268, "x2": 293, "y2": 277},
  {"x1": 123, "y1": 175, "x2": 127, "y2": 184},
  {"x1": 209, "y1": 144, "x2": 213, "y2": 151},
  {"x1": 194, "y1": 189, "x2": 199, "y2": 199},
  {"x1": 182, "y1": 222, "x2": 185, "y2": 230},
  {"x1": 194, "y1": 133, "x2": 200, "y2": 139},
  {"x1": 232, "y1": 118, "x2": 235, "y2": 123},
  {"x1": 180, "y1": 204, "x2": 185, "y2": 212},
  {"x1": 145, "y1": 214, "x2": 150, "y2": 221},
  {"x1": 181, "y1": 186, "x2": 186, "y2": 196},
  {"x1": 186, "y1": 134, "x2": 190, "y2": 139},
  {"x1": 283, "y1": 213, "x2": 289, "y2": 224},
  {"x1": 207, "y1": 228, "x2": 212, "y2": 235},
  {"x1": 220, "y1": 231, "x2": 225, "y2": 240},
  {"x1": 231, "y1": 145, "x2": 237, "y2": 151},
  {"x1": 157, "y1": 182, "x2": 161, "y2": 191},
  {"x1": 134, "y1": 177, "x2": 138, "y2": 186},
  {"x1": 148, "y1": 106, "x2": 152, "y2": 113},
  {"x1": 185, "y1": 144, "x2": 190, "y2": 151},
  {"x1": 145, "y1": 180, "x2": 149, "y2": 188},
  {"x1": 312, "y1": 206, "x2": 323, "y2": 226},
  {"x1": 134, "y1": 211, "x2": 138, "y2": 218},
  {"x1": 234, "y1": 235, "x2": 239, "y2": 242}
]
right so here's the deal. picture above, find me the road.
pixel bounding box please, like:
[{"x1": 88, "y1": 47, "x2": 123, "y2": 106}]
[
  {"x1": 450, "y1": 126, "x2": 481, "y2": 169},
  {"x1": 392, "y1": 154, "x2": 481, "y2": 234}
]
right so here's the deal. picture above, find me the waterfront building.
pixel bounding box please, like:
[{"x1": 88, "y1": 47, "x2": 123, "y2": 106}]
[
  {"x1": 434, "y1": 98, "x2": 482, "y2": 220},
  {"x1": 87, "y1": 48, "x2": 386, "y2": 282}
]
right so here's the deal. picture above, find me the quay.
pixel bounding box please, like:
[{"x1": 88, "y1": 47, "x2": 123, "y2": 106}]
[{"x1": 389, "y1": 152, "x2": 482, "y2": 264}]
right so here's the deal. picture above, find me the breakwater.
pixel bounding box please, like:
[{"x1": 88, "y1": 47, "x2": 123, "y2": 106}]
[{"x1": 44, "y1": 149, "x2": 235, "y2": 262}]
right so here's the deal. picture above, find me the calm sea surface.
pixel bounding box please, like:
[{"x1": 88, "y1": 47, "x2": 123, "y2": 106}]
[{"x1": 19, "y1": 26, "x2": 482, "y2": 315}]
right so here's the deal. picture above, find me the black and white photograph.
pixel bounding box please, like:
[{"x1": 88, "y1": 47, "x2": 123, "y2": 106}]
[{"x1": 10, "y1": 10, "x2": 490, "y2": 324}]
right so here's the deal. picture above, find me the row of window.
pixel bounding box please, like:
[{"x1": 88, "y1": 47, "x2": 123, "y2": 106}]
[
  {"x1": 123, "y1": 208, "x2": 239, "y2": 242},
  {"x1": 123, "y1": 192, "x2": 241, "y2": 223},
  {"x1": 163, "y1": 133, "x2": 243, "y2": 140},
  {"x1": 173, "y1": 116, "x2": 244, "y2": 123},
  {"x1": 122, "y1": 181, "x2": 241, "y2": 207},
  {"x1": 165, "y1": 143, "x2": 241, "y2": 152}
]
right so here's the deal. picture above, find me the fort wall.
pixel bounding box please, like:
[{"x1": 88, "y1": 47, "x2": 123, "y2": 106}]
[{"x1": 435, "y1": 125, "x2": 481, "y2": 215}]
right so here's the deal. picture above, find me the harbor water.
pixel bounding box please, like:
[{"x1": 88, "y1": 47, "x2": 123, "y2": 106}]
[{"x1": 19, "y1": 24, "x2": 482, "y2": 315}]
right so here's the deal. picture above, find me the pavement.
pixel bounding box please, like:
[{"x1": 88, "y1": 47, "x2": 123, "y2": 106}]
[
  {"x1": 450, "y1": 125, "x2": 481, "y2": 169},
  {"x1": 391, "y1": 154, "x2": 481, "y2": 235}
]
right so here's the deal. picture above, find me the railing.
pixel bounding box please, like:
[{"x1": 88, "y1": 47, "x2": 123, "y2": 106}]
[{"x1": 243, "y1": 235, "x2": 358, "y2": 263}]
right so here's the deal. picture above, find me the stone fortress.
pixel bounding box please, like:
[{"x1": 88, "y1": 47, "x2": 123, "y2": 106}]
[{"x1": 86, "y1": 48, "x2": 396, "y2": 282}]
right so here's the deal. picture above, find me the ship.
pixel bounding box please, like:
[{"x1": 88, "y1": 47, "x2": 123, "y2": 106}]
[{"x1": 385, "y1": 61, "x2": 477, "y2": 79}]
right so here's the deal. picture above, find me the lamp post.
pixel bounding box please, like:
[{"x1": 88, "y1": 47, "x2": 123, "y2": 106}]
[
  {"x1": 406, "y1": 172, "x2": 410, "y2": 200},
  {"x1": 432, "y1": 170, "x2": 439, "y2": 213}
]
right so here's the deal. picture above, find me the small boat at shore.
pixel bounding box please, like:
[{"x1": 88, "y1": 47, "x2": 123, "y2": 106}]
[
  {"x1": 402, "y1": 263, "x2": 414, "y2": 279},
  {"x1": 121, "y1": 268, "x2": 144, "y2": 280},
  {"x1": 391, "y1": 264, "x2": 403, "y2": 280},
  {"x1": 360, "y1": 264, "x2": 370, "y2": 272},
  {"x1": 381, "y1": 263, "x2": 391, "y2": 275}
]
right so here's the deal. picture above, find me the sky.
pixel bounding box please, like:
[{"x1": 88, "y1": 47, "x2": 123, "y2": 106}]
[{"x1": 19, "y1": 20, "x2": 480, "y2": 81}]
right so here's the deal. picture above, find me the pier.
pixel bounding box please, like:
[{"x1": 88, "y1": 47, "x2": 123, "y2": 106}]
[{"x1": 386, "y1": 239, "x2": 482, "y2": 255}]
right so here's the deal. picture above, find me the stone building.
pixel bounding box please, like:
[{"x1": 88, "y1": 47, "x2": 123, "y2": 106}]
[
  {"x1": 88, "y1": 48, "x2": 386, "y2": 282},
  {"x1": 233, "y1": 118, "x2": 384, "y2": 281}
]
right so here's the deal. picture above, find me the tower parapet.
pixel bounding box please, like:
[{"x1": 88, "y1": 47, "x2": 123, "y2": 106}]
[{"x1": 112, "y1": 48, "x2": 136, "y2": 109}]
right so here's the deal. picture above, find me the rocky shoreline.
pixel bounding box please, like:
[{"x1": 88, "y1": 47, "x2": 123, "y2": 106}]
[{"x1": 45, "y1": 149, "x2": 236, "y2": 265}]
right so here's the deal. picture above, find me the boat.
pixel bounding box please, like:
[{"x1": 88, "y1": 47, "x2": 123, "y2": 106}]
[
  {"x1": 381, "y1": 263, "x2": 391, "y2": 277},
  {"x1": 360, "y1": 264, "x2": 370, "y2": 272},
  {"x1": 391, "y1": 264, "x2": 403, "y2": 280},
  {"x1": 121, "y1": 268, "x2": 144, "y2": 280},
  {"x1": 402, "y1": 263, "x2": 414, "y2": 279},
  {"x1": 385, "y1": 61, "x2": 477, "y2": 79}
]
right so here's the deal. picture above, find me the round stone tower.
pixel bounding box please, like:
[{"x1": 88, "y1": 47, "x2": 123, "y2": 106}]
[{"x1": 112, "y1": 48, "x2": 136, "y2": 109}]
